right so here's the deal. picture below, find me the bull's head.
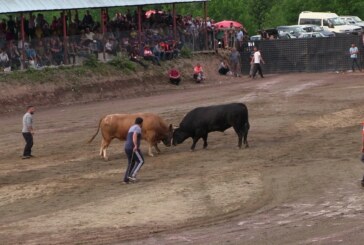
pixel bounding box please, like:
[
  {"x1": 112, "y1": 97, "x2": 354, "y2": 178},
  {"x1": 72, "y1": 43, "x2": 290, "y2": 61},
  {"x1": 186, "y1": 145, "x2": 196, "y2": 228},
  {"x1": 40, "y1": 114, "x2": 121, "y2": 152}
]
[
  {"x1": 172, "y1": 127, "x2": 189, "y2": 146},
  {"x1": 161, "y1": 124, "x2": 174, "y2": 147}
]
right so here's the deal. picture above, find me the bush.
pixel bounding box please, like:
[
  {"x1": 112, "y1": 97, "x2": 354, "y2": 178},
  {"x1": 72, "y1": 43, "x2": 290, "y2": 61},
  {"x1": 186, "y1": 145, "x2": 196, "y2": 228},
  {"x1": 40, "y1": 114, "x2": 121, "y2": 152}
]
[
  {"x1": 83, "y1": 54, "x2": 99, "y2": 68},
  {"x1": 180, "y1": 46, "x2": 192, "y2": 58},
  {"x1": 107, "y1": 56, "x2": 136, "y2": 72}
]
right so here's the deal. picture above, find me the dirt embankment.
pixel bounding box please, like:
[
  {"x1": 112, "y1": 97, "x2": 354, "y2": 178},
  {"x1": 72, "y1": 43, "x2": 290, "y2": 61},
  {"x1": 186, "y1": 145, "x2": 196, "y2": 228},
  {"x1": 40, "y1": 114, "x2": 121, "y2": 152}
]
[{"x1": 0, "y1": 53, "x2": 228, "y2": 114}]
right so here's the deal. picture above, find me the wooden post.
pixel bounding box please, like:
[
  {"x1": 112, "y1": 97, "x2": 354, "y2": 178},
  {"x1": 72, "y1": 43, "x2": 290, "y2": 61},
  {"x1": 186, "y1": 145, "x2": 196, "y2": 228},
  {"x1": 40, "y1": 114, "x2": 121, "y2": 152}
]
[
  {"x1": 138, "y1": 6, "x2": 142, "y2": 53},
  {"x1": 173, "y1": 3, "x2": 177, "y2": 41},
  {"x1": 63, "y1": 11, "x2": 68, "y2": 64},
  {"x1": 204, "y1": 1, "x2": 208, "y2": 50},
  {"x1": 21, "y1": 13, "x2": 25, "y2": 69},
  {"x1": 101, "y1": 8, "x2": 106, "y2": 60}
]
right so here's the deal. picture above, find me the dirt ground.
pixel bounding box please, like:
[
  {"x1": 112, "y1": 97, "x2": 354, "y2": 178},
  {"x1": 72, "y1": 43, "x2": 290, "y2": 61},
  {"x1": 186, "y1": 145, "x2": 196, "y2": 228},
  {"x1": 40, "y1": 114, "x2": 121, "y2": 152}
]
[{"x1": 1, "y1": 70, "x2": 364, "y2": 245}]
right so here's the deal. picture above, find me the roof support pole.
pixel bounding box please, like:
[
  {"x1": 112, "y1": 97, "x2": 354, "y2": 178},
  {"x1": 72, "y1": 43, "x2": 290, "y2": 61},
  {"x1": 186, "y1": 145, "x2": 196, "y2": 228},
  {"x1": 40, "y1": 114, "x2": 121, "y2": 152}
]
[
  {"x1": 138, "y1": 6, "x2": 142, "y2": 53},
  {"x1": 20, "y1": 13, "x2": 25, "y2": 69},
  {"x1": 204, "y1": 1, "x2": 208, "y2": 50},
  {"x1": 173, "y1": 3, "x2": 177, "y2": 41},
  {"x1": 63, "y1": 11, "x2": 68, "y2": 65},
  {"x1": 101, "y1": 8, "x2": 106, "y2": 60}
]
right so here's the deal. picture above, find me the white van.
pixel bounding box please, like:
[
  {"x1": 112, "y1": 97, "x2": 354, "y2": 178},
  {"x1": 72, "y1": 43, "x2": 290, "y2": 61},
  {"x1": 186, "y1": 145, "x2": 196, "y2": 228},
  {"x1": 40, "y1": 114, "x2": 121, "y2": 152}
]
[{"x1": 298, "y1": 11, "x2": 362, "y2": 34}]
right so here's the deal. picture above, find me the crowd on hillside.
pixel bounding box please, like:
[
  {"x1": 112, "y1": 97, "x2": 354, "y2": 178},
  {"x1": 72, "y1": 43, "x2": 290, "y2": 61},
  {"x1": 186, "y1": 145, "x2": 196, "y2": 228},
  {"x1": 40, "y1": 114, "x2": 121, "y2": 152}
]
[{"x1": 0, "y1": 9, "x2": 233, "y2": 70}]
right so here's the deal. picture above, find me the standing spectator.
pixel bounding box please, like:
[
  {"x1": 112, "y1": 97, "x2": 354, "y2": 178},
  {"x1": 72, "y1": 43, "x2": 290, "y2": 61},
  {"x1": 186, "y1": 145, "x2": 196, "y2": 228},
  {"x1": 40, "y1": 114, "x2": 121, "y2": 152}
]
[
  {"x1": 82, "y1": 10, "x2": 94, "y2": 29},
  {"x1": 168, "y1": 67, "x2": 181, "y2": 85},
  {"x1": 218, "y1": 60, "x2": 230, "y2": 75},
  {"x1": 248, "y1": 52, "x2": 255, "y2": 78},
  {"x1": 193, "y1": 63, "x2": 204, "y2": 83},
  {"x1": 124, "y1": 117, "x2": 145, "y2": 183},
  {"x1": 22, "y1": 106, "x2": 35, "y2": 159},
  {"x1": 229, "y1": 47, "x2": 241, "y2": 77},
  {"x1": 236, "y1": 27, "x2": 244, "y2": 50},
  {"x1": 252, "y1": 46, "x2": 265, "y2": 79},
  {"x1": 350, "y1": 43, "x2": 362, "y2": 72},
  {"x1": 361, "y1": 121, "x2": 364, "y2": 187}
]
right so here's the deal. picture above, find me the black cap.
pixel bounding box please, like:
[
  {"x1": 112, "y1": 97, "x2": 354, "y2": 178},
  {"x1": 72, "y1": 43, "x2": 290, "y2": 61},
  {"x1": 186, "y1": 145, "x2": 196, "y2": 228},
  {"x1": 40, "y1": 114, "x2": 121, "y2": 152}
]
[{"x1": 135, "y1": 117, "x2": 143, "y2": 124}]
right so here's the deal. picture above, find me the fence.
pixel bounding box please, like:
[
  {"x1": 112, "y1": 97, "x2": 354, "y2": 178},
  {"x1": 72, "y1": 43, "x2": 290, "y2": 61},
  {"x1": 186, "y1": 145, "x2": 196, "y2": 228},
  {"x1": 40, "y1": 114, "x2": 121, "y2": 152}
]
[{"x1": 241, "y1": 34, "x2": 364, "y2": 74}]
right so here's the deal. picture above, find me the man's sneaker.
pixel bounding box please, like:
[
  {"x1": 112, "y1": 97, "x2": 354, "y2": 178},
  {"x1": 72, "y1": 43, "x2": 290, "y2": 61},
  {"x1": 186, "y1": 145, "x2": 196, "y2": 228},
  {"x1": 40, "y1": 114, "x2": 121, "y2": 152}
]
[
  {"x1": 22, "y1": 156, "x2": 31, "y2": 159},
  {"x1": 128, "y1": 176, "x2": 137, "y2": 182}
]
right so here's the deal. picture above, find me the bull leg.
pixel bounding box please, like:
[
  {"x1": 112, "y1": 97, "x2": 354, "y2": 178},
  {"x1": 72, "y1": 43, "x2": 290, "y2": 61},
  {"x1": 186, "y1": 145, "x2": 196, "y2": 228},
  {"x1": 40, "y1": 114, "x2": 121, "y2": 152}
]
[
  {"x1": 244, "y1": 130, "x2": 249, "y2": 148},
  {"x1": 202, "y1": 134, "x2": 208, "y2": 149},
  {"x1": 191, "y1": 137, "x2": 200, "y2": 151},
  {"x1": 100, "y1": 138, "x2": 111, "y2": 161},
  {"x1": 233, "y1": 126, "x2": 243, "y2": 149},
  {"x1": 148, "y1": 144, "x2": 155, "y2": 157},
  {"x1": 154, "y1": 144, "x2": 161, "y2": 153}
]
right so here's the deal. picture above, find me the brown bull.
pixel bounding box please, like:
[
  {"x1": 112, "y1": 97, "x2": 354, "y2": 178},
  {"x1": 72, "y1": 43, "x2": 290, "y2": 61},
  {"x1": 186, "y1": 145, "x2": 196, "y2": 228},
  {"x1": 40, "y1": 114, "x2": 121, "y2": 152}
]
[{"x1": 88, "y1": 113, "x2": 173, "y2": 160}]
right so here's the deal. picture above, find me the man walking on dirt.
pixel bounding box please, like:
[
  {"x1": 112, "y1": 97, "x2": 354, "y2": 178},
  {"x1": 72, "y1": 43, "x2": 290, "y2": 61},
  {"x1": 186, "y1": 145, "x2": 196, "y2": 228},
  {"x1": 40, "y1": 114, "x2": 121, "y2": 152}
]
[
  {"x1": 22, "y1": 105, "x2": 35, "y2": 159},
  {"x1": 124, "y1": 117, "x2": 145, "y2": 183}
]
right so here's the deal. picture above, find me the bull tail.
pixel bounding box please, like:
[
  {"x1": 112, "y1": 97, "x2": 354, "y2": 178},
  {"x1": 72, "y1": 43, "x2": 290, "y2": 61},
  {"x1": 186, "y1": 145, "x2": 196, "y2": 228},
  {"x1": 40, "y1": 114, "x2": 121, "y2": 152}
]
[{"x1": 88, "y1": 116, "x2": 104, "y2": 143}]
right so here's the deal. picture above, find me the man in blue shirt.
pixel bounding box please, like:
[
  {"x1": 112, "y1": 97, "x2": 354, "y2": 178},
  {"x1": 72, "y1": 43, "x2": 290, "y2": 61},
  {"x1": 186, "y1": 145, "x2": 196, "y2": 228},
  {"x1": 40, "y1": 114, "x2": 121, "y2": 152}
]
[{"x1": 124, "y1": 117, "x2": 144, "y2": 183}]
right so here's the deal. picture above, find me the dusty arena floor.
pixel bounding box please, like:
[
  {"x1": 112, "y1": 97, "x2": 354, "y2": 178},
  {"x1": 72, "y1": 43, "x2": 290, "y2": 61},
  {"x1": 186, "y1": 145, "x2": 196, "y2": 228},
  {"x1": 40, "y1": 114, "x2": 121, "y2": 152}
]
[{"x1": 1, "y1": 71, "x2": 364, "y2": 244}]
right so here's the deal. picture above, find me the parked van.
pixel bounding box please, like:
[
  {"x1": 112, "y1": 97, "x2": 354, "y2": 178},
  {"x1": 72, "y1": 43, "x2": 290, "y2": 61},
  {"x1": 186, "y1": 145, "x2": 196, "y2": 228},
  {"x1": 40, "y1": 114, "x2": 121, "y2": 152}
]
[
  {"x1": 340, "y1": 16, "x2": 364, "y2": 30},
  {"x1": 298, "y1": 11, "x2": 362, "y2": 34}
]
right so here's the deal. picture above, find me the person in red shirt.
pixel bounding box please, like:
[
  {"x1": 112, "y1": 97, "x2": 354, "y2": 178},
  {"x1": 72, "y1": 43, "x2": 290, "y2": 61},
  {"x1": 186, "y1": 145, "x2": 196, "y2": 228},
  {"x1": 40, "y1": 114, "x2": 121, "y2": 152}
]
[
  {"x1": 193, "y1": 63, "x2": 204, "y2": 83},
  {"x1": 168, "y1": 67, "x2": 181, "y2": 85}
]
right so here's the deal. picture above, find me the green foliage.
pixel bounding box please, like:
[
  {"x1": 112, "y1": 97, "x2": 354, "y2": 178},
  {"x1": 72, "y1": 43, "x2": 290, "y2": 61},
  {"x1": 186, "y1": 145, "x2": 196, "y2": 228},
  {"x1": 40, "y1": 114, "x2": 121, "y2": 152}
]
[
  {"x1": 107, "y1": 56, "x2": 136, "y2": 72},
  {"x1": 83, "y1": 55, "x2": 99, "y2": 68},
  {"x1": 180, "y1": 46, "x2": 192, "y2": 58}
]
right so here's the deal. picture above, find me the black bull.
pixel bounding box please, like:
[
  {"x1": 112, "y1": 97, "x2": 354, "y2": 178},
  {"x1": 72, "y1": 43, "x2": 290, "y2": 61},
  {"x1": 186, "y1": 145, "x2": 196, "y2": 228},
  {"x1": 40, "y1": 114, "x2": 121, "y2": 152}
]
[{"x1": 172, "y1": 103, "x2": 250, "y2": 150}]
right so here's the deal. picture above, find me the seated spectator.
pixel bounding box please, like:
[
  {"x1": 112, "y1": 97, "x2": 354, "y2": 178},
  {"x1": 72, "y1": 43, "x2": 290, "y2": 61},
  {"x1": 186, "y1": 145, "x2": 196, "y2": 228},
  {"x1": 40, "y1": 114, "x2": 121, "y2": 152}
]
[
  {"x1": 105, "y1": 38, "x2": 117, "y2": 56},
  {"x1": 152, "y1": 42, "x2": 164, "y2": 61},
  {"x1": 35, "y1": 40, "x2": 51, "y2": 67},
  {"x1": 168, "y1": 67, "x2": 181, "y2": 85},
  {"x1": 128, "y1": 45, "x2": 148, "y2": 69},
  {"x1": 143, "y1": 45, "x2": 161, "y2": 66},
  {"x1": 67, "y1": 40, "x2": 77, "y2": 65},
  {"x1": 0, "y1": 48, "x2": 10, "y2": 68},
  {"x1": 218, "y1": 60, "x2": 230, "y2": 75},
  {"x1": 24, "y1": 43, "x2": 38, "y2": 67},
  {"x1": 49, "y1": 38, "x2": 63, "y2": 65},
  {"x1": 7, "y1": 41, "x2": 21, "y2": 70},
  {"x1": 193, "y1": 63, "x2": 204, "y2": 83}
]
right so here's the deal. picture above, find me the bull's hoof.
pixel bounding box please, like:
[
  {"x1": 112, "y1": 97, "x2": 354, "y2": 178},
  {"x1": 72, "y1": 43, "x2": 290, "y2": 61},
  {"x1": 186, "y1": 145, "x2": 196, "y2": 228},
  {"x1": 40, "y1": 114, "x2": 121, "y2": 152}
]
[{"x1": 148, "y1": 153, "x2": 155, "y2": 157}]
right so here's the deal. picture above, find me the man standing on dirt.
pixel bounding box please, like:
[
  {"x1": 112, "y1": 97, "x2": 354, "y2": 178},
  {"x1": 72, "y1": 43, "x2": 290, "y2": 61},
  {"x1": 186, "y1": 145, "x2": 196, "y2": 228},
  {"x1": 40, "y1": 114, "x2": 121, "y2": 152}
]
[
  {"x1": 124, "y1": 117, "x2": 144, "y2": 184},
  {"x1": 252, "y1": 46, "x2": 265, "y2": 79},
  {"x1": 349, "y1": 43, "x2": 362, "y2": 72},
  {"x1": 22, "y1": 105, "x2": 35, "y2": 159}
]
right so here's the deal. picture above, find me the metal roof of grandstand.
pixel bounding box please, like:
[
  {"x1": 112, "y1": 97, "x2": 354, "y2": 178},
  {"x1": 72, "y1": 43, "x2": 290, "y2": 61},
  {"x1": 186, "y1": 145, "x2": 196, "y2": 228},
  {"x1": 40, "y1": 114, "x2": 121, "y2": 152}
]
[{"x1": 0, "y1": 0, "x2": 208, "y2": 14}]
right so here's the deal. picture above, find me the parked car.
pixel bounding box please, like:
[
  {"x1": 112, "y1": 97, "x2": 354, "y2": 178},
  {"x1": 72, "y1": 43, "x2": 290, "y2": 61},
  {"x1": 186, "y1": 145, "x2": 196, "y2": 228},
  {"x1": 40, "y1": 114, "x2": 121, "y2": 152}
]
[
  {"x1": 298, "y1": 11, "x2": 362, "y2": 35},
  {"x1": 300, "y1": 25, "x2": 335, "y2": 37},
  {"x1": 298, "y1": 32, "x2": 327, "y2": 38},
  {"x1": 340, "y1": 16, "x2": 364, "y2": 30}
]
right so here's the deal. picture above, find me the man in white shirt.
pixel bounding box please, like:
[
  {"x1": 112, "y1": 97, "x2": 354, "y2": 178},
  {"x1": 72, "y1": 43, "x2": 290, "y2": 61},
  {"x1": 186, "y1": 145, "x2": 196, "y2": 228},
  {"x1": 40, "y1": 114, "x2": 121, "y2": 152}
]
[
  {"x1": 252, "y1": 46, "x2": 265, "y2": 79},
  {"x1": 22, "y1": 106, "x2": 35, "y2": 159},
  {"x1": 349, "y1": 43, "x2": 362, "y2": 72}
]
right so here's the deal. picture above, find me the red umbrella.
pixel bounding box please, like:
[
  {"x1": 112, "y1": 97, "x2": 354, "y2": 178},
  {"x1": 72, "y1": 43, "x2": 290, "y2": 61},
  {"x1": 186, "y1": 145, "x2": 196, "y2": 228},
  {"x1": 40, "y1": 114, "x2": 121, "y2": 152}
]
[{"x1": 214, "y1": 20, "x2": 242, "y2": 29}]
